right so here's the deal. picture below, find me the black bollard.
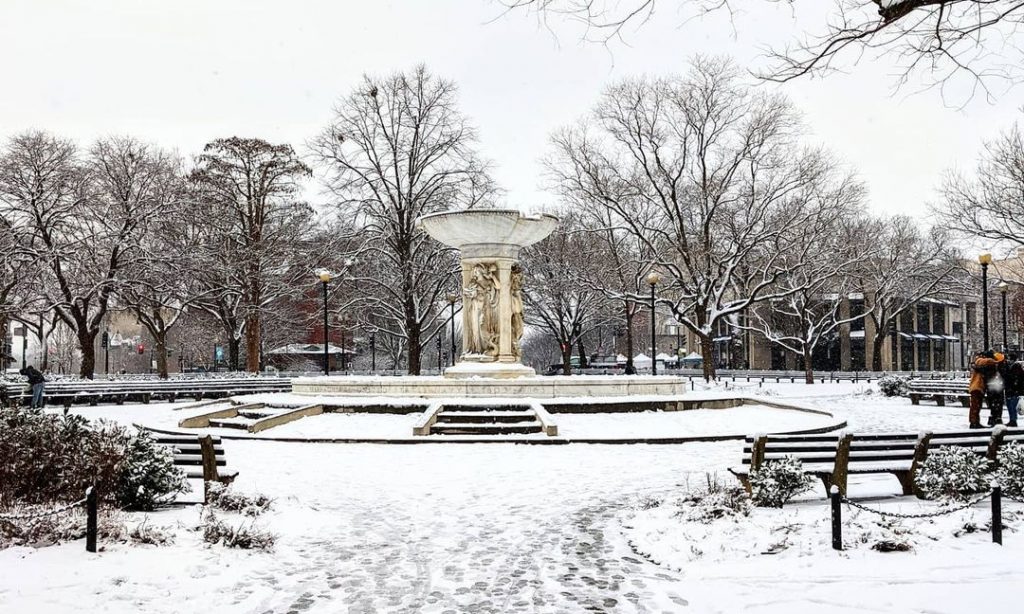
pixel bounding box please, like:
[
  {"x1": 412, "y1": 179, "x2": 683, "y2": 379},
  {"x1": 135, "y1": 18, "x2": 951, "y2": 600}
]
[
  {"x1": 830, "y1": 486, "x2": 842, "y2": 551},
  {"x1": 992, "y1": 485, "x2": 1002, "y2": 545},
  {"x1": 86, "y1": 486, "x2": 97, "y2": 553}
]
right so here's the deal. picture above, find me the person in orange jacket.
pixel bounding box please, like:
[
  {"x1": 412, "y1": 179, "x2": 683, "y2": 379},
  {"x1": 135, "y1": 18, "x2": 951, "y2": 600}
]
[{"x1": 969, "y1": 351, "x2": 999, "y2": 429}]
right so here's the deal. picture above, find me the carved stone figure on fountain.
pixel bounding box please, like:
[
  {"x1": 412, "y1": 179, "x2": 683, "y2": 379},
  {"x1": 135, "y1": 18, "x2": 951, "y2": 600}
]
[
  {"x1": 510, "y1": 265, "x2": 524, "y2": 358},
  {"x1": 464, "y1": 262, "x2": 501, "y2": 358}
]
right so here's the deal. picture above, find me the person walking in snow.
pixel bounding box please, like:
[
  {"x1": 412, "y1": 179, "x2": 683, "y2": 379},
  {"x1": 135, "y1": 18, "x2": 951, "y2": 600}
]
[
  {"x1": 1003, "y1": 353, "x2": 1022, "y2": 428},
  {"x1": 18, "y1": 365, "x2": 47, "y2": 409},
  {"x1": 969, "y1": 351, "x2": 998, "y2": 429}
]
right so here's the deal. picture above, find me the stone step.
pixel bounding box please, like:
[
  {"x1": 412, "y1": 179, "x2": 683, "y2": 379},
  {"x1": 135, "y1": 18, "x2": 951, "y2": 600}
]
[
  {"x1": 438, "y1": 405, "x2": 529, "y2": 413},
  {"x1": 207, "y1": 418, "x2": 252, "y2": 430},
  {"x1": 430, "y1": 422, "x2": 544, "y2": 435},
  {"x1": 435, "y1": 411, "x2": 537, "y2": 424}
]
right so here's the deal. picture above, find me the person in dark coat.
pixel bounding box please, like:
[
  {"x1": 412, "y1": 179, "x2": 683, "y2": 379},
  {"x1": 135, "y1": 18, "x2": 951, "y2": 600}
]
[
  {"x1": 1003, "y1": 353, "x2": 1023, "y2": 428},
  {"x1": 987, "y1": 351, "x2": 1008, "y2": 426},
  {"x1": 18, "y1": 365, "x2": 46, "y2": 409}
]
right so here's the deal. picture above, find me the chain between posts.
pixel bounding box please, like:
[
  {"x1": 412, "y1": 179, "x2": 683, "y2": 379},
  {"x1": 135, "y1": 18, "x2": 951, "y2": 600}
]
[{"x1": 842, "y1": 491, "x2": 993, "y2": 519}]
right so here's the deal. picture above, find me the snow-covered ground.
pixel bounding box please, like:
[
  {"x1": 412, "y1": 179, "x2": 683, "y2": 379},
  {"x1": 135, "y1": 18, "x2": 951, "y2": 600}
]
[{"x1": 2, "y1": 382, "x2": 1012, "y2": 613}]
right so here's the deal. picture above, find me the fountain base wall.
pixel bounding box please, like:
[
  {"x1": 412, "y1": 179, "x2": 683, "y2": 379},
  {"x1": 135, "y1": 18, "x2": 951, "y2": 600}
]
[{"x1": 292, "y1": 375, "x2": 687, "y2": 399}]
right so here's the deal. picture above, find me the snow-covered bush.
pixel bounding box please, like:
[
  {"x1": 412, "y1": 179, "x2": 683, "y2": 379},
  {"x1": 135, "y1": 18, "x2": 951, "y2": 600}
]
[
  {"x1": 0, "y1": 408, "x2": 185, "y2": 511},
  {"x1": 116, "y1": 431, "x2": 188, "y2": 511},
  {"x1": 748, "y1": 457, "x2": 813, "y2": 508},
  {"x1": 878, "y1": 375, "x2": 910, "y2": 397},
  {"x1": 996, "y1": 443, "x2": 1024, "y2": 498},
  {"x1": 202, "y1": 512, "x2": 275, "y2": 550},
  {"x1": 672, "y1": 474, "x2": 751, "y2": 522},
  {"x1": 915, "y1": 446, "x2": 992, "y2": 502},
  {"x1": 206, "y1": 483, "x2": 272, "y2": 516}
]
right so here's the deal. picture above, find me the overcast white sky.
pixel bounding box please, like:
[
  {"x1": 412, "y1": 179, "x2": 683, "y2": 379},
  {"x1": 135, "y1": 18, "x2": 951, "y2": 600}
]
[{"x1": 0, "y1": 0, "x2": 1019, "y2": 218}]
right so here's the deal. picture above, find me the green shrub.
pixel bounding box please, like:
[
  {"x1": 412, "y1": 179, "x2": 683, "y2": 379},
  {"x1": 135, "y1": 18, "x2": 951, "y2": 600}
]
[
  {"x1": 915, "y1": 446, "x2": 991, "y2": 502},
  {"x1": 748, "y1": 457, "x2": 813, "y2": 508},
  {"x1": 0, "y1": 408, "x2": 186, "y2": 511},
  {"x1": 878, "y1": 375, "x2": 910, "y2": 397},
  {"x1": 996, "y1": 443, "x2": 1024, "y2": 498}
]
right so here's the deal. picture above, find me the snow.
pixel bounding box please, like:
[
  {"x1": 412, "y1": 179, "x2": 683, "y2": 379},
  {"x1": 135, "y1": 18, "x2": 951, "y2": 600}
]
[
  {"x1": 4, "y1": 382, "x2": 1018, "y2": 613},
  {"x1": 556, "y1": 406, "x2": 831, "y2": 439}
]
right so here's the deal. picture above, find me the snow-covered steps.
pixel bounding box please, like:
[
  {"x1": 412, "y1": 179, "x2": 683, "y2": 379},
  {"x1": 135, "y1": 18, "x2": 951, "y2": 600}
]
[
  {"x1": 430, "y1": 421, "x2": 545, "y2": 436},
  {"x1": 413, "y1": 402, "x2": 558, "y2": 438},
  {"x1": 178, "y1": 402, "x2": 323, "y2": 433}
]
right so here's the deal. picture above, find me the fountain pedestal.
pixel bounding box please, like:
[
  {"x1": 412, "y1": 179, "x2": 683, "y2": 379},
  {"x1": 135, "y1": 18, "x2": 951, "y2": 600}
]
[{"x1": 417, "y1": 209, "x2": 558, "y2": 379}]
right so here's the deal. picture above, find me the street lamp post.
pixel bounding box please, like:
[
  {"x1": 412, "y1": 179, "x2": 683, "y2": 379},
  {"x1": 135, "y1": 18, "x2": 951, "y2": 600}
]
[
  {"x1": 318, "y1": 270, "x2": 331, "y2": 376},
  {"x1": 436, "y1": 334, "x2": 442, "y2": 371},
  {"x1": 1000, "y1": 281, "x2": 1009, "y2": 351},
  {"x1": 980, "y1": 253, "x2": 992, "y2": 351},
  {"x1": 446, "y1": 292, "x2": 458, "y2": 366},
  {"x1": 370, "y1": 331, "x2": 376, "y2": 372},
  {"x1": 646, "y1": 271, "x2": 661, "y2": 376}
]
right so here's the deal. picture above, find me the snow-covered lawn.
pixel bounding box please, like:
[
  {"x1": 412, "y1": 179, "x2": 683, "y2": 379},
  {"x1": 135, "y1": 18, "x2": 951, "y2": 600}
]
[
  {"x1": 556, "y1": 405, "x2": 831, "y2": 439},
  {"x1": 2, "y1": 382, "x2": 1011, "y2": 613}
]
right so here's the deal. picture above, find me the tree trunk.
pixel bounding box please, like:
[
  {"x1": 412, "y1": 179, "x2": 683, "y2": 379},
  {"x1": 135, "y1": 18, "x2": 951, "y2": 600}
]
[
  {"x1": 245, "y1": 312, "x2": 261, "y2": 373},
  {"x1": 803, "y1": 346, "x2": 815, "y2": 384},
  {"x1": 870, "y1": 332, "x2": 885, "y2": 371},
  {"x1": 700, "y1": 333, "x2": 716, "y2": 381},
  {"x1": 228, "y1": 336, "x2": 240, "y2": 371},
  {"x1": 624, "y1": 301, "x2": 636, "y2": 374},
  {"x1": 407, "y1": 322, "x2": 422, "y2": 376},
  {"x1": 576, "y1": 335, "x2": 587, "y2": 369},
  {"x1": 155, "y1": 333, "x2": 169, "y2": 379},
  {"x1": 77, "y1": 328, "x2": 98, "y2": 379}
]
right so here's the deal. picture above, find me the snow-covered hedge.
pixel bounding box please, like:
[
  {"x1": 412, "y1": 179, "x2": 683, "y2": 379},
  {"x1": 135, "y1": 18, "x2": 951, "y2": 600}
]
[
  {"x1": 915, "y1": 446, "x2": 992, "y2": 502},
  {"x1": 0, "y1": 408, "x2": 186, "y2": 511},
  {"x1": 748, "y1": 457, "x2": 813, "y2": 508},
  {"x1": 996, "y1": 443, "x2": 1024, "y2": 498},
  {"x1": 878, "y1": 375, "x2": 910, "y2": 397}
]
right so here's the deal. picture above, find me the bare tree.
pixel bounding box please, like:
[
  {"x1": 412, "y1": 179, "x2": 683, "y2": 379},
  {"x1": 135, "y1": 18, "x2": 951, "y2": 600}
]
[
  {"x1": 190, "y1": 137, "x2": 318, "y2": 373},
  {"x1": 937, "y1": 118, "x2": 1024, "y2": 247},
  {"x1": 742, "y1": 184, "x2": 873, "y2": 383},
  {"x1": 500, "y1": 1, "x2": 1024, "y2": 97},
  {"x1": 0, "y1": 204, "x2": 36, "y2": 365},
  {"x1": 520, "y1": 215, "x2": 612, "y2": 374},
  {"x1": 854, "y1": 215, "x2": 964, "y2": 370},
  {"x1": 310, "y1": 65, "x2": 497, "y2": 375},
  {"x1": 0, "y1": 132, "x2": 166, "y2": 378},
  {"x1": 548, "y1": 58, "x2": 847, "y2": 379}
]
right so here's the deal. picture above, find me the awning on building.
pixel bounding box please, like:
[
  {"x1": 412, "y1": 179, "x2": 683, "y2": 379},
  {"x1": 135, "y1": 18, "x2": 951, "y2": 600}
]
[{"x1": 898, "y1": 332, "x2": 913, "y2": 339}]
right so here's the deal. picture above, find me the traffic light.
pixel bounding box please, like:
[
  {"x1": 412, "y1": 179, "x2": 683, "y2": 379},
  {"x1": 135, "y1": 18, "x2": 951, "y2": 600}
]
[
  {"x1": 137, "y1": 344, "x2": 145, "y2": 355},
  {"x1": 101, "y1": 332, "x2": 109, "y2": 349}
]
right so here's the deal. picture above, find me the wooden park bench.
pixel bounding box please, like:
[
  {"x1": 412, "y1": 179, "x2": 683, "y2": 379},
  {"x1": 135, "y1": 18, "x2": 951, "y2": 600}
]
[
  {"x1": 907, "y1": 379, "x2": 970, "y2": 406},
  {"x1": 153, "y1": 433, "x2": 238, "y2": 485},
  {"x1": 730, "y1": 427, "x2": 1024, "y2": 497}
]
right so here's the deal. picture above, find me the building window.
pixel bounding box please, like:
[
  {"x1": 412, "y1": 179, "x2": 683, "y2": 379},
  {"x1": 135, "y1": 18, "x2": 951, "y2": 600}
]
[
  {"x1": 850, "y1": 338, "x2": 866, "y2": 370},
  {"x1": 917, "y1": 340, "x2": 930, "y2": 371},
  {"x1": 933, "y1": 305, "x2": 946, "y2": 335},
  {"x1": 916, "y1": 304, "x2": 931, "y2": 334},
  {"x1": 933, "y1": 340, "x2": 946, "y2": 371},
  {"x1": 850, "y1": 299, "x2": 865, "y2": 332},
  {"x1": 900, "y1": 336, "x2": 914, "y2": 371},
  {"x1": 899, "y1": 309, "x2": 913, "y2": 333}
]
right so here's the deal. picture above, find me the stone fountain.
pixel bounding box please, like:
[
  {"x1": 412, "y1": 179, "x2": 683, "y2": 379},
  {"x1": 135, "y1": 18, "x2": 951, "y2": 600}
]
[
  {"x1": 290, "y1": 208, "x2": 685, "y2": 402},
  {"x1": 417, "y1": 209, "x2": 558, "y2": 379}
]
